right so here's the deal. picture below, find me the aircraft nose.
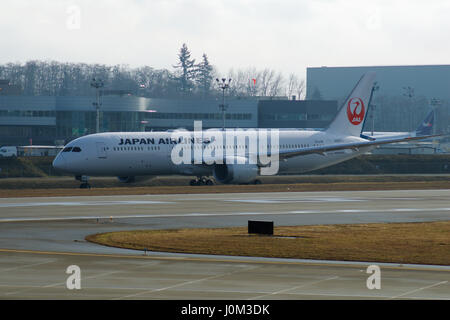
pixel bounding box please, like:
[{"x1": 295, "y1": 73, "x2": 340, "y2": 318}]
[{"x1": 52, "y1": 154, "x2": 67, "y2": 171}]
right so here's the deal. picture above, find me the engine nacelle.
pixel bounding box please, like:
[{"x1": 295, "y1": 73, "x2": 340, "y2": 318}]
[
  {"x1": 213, "y1": 163, "x2": 259, "y2": 184},
  {"x1": 117, "y1": 176, "x2": 136, "y2": 183},
  {"x1": 117, "y1": 176, "x2": 154, "y2": 183}
]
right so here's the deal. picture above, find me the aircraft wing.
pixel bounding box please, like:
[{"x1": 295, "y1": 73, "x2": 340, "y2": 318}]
[
  {"x1": 275, "y1": 134, "x2": 443, "y2": 161},
  {"x1": 199, "y1": 134, "x2": 443, "y2": 166}
]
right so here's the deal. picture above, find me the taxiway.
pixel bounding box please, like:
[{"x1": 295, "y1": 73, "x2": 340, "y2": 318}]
[{"x1": 0, "y1": 189, "x2": 449, "y2": 299}]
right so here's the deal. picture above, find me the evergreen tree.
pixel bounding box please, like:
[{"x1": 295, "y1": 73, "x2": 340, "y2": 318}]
[
  {"x1": 195, "y1": 53, "x2": 214, "y2": 98},
  {"x1": 173, "y1": 43, "x2": 196, "y2": 95}
]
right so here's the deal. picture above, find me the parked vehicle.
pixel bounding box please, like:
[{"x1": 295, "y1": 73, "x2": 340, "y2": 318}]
[{"x1": 0, "y1": 146, "x2": 17, "y2": 157}]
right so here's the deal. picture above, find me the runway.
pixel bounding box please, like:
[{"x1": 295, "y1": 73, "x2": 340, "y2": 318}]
[{"x1": 0, "y1": 189, "x2": 449, "y2": 299}]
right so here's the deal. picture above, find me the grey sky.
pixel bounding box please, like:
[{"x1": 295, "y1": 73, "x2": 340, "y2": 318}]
[{"x1": 1, "y1": 0, "x2": 450, "y2": 79}]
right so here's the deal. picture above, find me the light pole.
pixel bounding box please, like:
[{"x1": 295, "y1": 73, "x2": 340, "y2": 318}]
[
  {"x1": 369, "y1": 82, "x2": 379, "y2": 136},
  {"x1": 90, "y1": 78, "x2": 104, "y2": 133},
  {"x1": 430, "y1": 98, "x2": 441, "y2": 151},
  {"x1": 216, "y1": 78, "x2": 232, "y2": 130},
  {"x1": 402, "y1": 86, "x2": 414, "y2": 132}
]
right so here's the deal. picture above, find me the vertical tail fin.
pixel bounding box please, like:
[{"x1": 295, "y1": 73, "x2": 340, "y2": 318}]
[
  {"x1": 326, "y1": 72, "x2": 376, "y2": 137},
  {"x1": 415, "y1": 109, "x2": 434, "y2": 136}
]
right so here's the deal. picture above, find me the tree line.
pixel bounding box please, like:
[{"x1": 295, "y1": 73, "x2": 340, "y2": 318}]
[{"x1": 0, "y1": 44, "x2": 305, "y2": 99}]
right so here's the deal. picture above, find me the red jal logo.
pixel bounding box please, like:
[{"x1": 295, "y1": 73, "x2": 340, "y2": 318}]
[{"x1": 347, "y1": 97, "x2": 365, "y2": 125}]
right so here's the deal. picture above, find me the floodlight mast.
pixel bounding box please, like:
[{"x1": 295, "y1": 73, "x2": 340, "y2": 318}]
[
  {"x1": 369, "y1": 82, "x2": 379, "y2": 136},
  {"x1": 430, "y1": 98, "x2": 441, "y2": 137},
  {"x1": 216, "y1": 78, "x2": 232, "y2": 130},
  {"x1": 402, "y1": 86, "x2": 415, "y2": 132},
  {"x1": 90, "y1": 78, "x2": 104, "y2": 133}
]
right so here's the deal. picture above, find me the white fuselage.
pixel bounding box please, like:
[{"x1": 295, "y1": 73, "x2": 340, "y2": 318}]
[{"x1": 53, "y1": 130, "x2": 374, "y2": 177}]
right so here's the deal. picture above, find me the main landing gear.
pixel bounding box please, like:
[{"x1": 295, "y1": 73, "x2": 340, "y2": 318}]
[
  {"x1": 75, "y1": 175, "x2": 91, "y2": 189},
  {"x1": 189, "y1": 177, "x2": 214, "y2": 186}
]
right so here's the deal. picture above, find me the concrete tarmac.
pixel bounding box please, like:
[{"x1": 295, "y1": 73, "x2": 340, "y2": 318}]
[{"x1": 0, "y1": 189, "x2": 449, "y2": 299}]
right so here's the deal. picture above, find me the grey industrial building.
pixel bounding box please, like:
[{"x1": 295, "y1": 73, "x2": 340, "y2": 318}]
[
  {"x1": 307, "y1": 64, "x2": 450, "y2": 101},
  {"x1": 306, "y1": 64, "x2": 450, "y2": 154},
  {"x1": 307, "y1": 65, "x2": 450, "y2": 134},
  {"x1": 0, "y1": 94, "x2": 338, "y2": 146},
  {"x1": 258, "y1": 100, "x2": 336, "y2": 129}
]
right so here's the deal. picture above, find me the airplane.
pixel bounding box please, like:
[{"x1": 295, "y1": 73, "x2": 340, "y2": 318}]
[
  {"x1": 362, "y1": 108, "x2": 435, "y2": 139},
  {"x1": 52, "y1": 72, "x2": 440, "y2": 188}
]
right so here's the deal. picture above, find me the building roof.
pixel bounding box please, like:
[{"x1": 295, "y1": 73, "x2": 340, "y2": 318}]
[{"x1": 306, "y1": 64, "x2": 450, "y2": 101}]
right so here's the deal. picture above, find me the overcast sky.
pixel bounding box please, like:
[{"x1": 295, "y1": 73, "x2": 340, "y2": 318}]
[{"x1": 1, "y1": 0, "x2": 450, "y2": 79}]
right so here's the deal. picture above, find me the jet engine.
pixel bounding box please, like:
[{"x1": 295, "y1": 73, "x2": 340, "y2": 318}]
[
  {"x1": 117, "y1": 176, "x2": 154, "y2": 183},
  {"x1": 213, "y1": 163, "x2": 259, "y2": 184},
  {"x1": 117, "y1": 176, "x2": 136, "y2": 183}
]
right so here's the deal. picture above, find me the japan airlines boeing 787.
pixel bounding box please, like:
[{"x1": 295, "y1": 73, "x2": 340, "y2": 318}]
[{"x1": 53, "y1": 72, "x2": 438, "y2": 187}]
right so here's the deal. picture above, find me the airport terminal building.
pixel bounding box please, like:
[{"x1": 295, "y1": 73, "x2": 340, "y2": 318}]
[{"x1": 0, "y1": 94, "x2": 337, "y2": 146}]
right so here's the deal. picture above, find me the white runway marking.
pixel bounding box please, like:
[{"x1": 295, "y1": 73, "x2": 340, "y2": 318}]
[
  {"x1": 389, "y1": 281, "x2": 448, "y2": 300},
  {"x1": 4, "y1": 270, "x2": 122, "y2": 297},
  {"x1": 1, "y1": 207, "x2": 449, "y2": 223},
  {"x1": 0, "y1": 259, "x2": 55, "y2": 273},
  {"x1": 115, "y1": 265, "x2": 259, "y2": 300},
  {"x1": 0, "y1": 200, "x2": 172, "y2": 208},
  {"x1": 290, "y1": 208, "x2": 450, "y2": 214},
  {"x1": 225, "y1": 197, "x2": 364, "y2": 204},
  {"x1": 249, "y1": 276, "x2": 339, "y2": 300},
  {"x1": 43, "y1": 271, "x2": 121, "y2": 289},
  {"x1": 0, "y1": 197, "x2": 363, "y2": 208}
]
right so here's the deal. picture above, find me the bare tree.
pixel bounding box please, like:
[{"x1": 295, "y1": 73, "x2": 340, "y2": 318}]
[
  {"x1": 0, "y1": 57, "x2": 304, "y2": 100},
  {"x1": 259, "y1": 69, "x2": 275, "y2": 96},
  {"x1": 286, "y1": 73, "x2": 297, "y2": 99},
  {"x1": 295, "y1": 78, "x2": 305, "y2": 100},
  {"x1": 227, "y1": 68, "x2": 257, "y2": 97},
  {"x1": 268, "y1": 71, "x2": 284, "y2": 97},
  {"x1": 286, "y1": 73, "x2": 305, "y2": 100}
]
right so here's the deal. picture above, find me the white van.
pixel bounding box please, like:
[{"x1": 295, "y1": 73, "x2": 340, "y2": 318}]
[{"x1": 0, "y1": 146, "x2": 17, "y2": 157}]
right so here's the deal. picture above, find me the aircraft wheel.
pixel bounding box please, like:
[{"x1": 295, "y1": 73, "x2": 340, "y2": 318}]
[{"x1": 80, "y1": 182, "x2": 91, "y2": 189}]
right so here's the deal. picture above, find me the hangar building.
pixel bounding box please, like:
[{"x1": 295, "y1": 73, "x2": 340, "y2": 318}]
[
  {"x1": 0, "y1": 93, "x2": 337, "y2": 146},
  {"x1": 306, "y1": 65, "x2": 450, "y2": 135}
]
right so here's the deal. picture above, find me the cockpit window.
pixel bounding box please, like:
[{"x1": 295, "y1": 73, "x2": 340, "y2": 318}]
[
  {"x1": 63, "y1": 147, "x2": 73, "y2": 152},
  {"x1": 72, "y1": 147, "x2": 82, "y2": 152}
]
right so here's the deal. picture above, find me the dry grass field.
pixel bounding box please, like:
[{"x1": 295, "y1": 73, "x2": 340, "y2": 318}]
[
  {"x1": 86, "y1": 221, "x2": 450, "y2": 265},
  {"x1": 0, "y1": 175, "x2": 449, "y2": 198}
]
